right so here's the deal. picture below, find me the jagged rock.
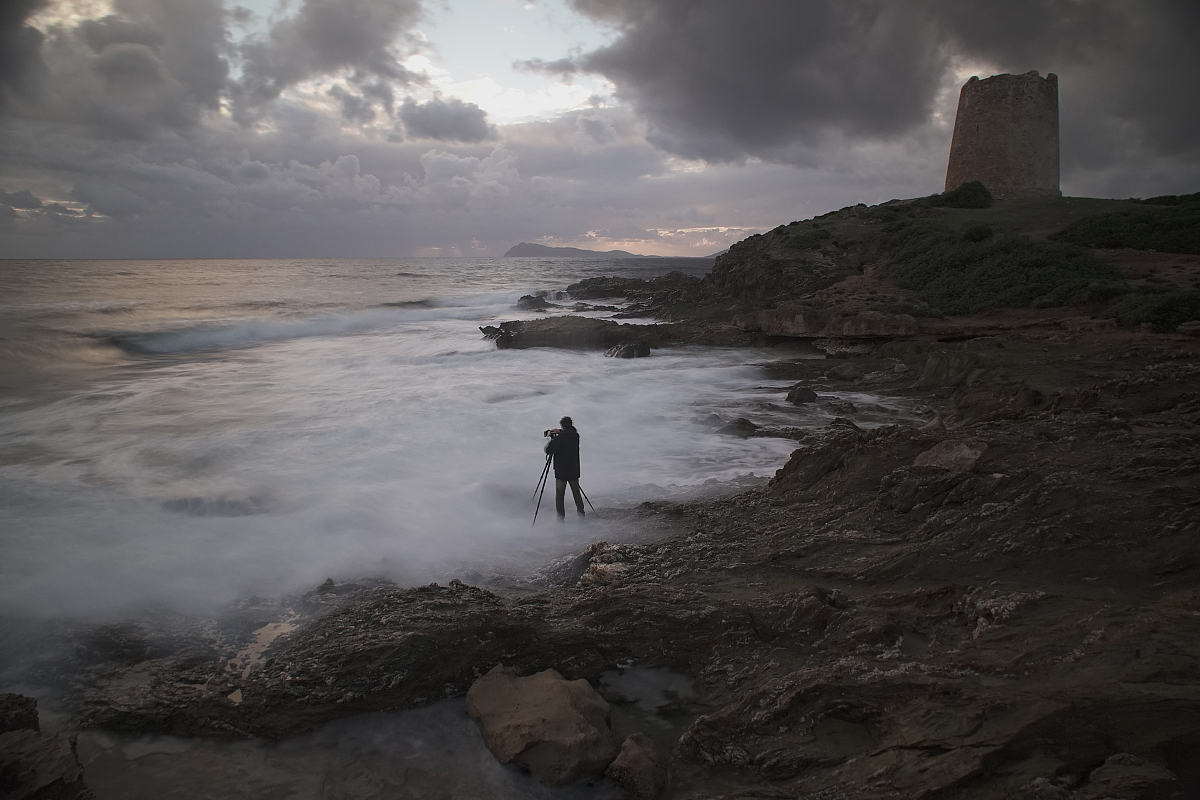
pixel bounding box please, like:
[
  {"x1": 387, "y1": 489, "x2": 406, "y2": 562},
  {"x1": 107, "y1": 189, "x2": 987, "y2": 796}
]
[
  {"x1": 913, "y1": 351, "x2": 981, "y2": 388},
  {"x1": 465, "y1": 666, "x2": 618, "y2": 785},
  {"x1": 516, "y1": 294, "x2": 556, "y2": 311},
  {"x1": 785, "y1": 384, "x2": 818, "y2": 404},
  {"x1": 1, "y1": 694, "x2": 38, "y2": 734},
  {"x1": 605, "y1": 732, "x2": 668, "y2": 799},
  {"x1": 1074, "y1": 753, "x2": 1177, "y2": 800},
  {"x1": 481, "y1": 317, "x2": 665, "y2": 351},
  {"x1": 912, "y1": 439, "x2": 987, "y2": 471},
  {"x1": 826, "y1": 363, "x2": 865, "y2": 381},
  {"x1": 605, "y1": 342, "x2": 651, "y2": 358},
  {"x1": 718, "y1": 418, "x2": 759, "y2": 437},
  {"x1": 0, "y1": 695, "x2": 93, "y2": 800}
]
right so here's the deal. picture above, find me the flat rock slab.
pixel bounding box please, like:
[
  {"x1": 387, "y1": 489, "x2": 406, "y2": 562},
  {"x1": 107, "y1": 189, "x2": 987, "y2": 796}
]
[
  {"x1": 480, "y1": 316, "x2": 667, "y2": 351},
  {"x1": 913, "y1": 439, "x2": 988, "y2": 471},
  {"x1": 466, "y1": 665, "x2": 617, "y2": 785}
]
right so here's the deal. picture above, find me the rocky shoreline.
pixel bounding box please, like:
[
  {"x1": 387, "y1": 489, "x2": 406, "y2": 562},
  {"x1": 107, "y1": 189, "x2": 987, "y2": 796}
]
[{"x1": 5, "y1": 192, "x2": 1200, "y2": 799}]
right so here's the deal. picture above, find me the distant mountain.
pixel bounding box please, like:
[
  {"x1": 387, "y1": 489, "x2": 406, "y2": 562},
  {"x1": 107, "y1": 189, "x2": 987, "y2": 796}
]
[
  {"x1": 706, "y1": 249, "x2": 729, "y2": 258},
  {"x1": 503, "y1": 242, "x2": 656, "y2": 258}
]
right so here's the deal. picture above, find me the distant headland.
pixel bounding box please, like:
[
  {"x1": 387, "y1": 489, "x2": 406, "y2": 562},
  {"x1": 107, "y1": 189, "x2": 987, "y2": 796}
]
[{"x1": 503, "y1": 242, "x2": 658, "y2": 258}]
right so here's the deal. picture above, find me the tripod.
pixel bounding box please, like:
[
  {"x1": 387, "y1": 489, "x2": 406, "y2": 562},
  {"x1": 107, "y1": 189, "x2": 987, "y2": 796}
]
[
  {"x1": 532, "y1": 455, "x2": 596, "y2": 526},
  {"x1": 532, "y1": 454, "x2": 552, "y2": 526}
]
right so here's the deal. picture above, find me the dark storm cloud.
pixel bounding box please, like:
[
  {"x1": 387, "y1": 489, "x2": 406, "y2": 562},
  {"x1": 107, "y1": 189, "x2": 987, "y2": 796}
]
[
  {"x1": 561, "y1": 0, "x2": 949, "y2": 162},
  {"x1": 562, "y1": 0, "x2": 1200, "y2": 171},
  {"x1": 2, "y1": 188, "x2": 43, "y2": 208},
  {"x1": 399, "y1": 96, "x2": 495, "y2": 142},
  {"x1": 0, "y1": 0, "x2": 230, "y2": 138},
  {"x1": 0, "y1": 0, "x2": 48, "y2": 109},
  {"x1": 233, "y1": 0, "x2": 424, "y2": 118}
]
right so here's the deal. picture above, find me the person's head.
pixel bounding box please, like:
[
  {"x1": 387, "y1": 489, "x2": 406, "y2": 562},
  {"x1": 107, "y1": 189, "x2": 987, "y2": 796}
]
[{"x1": 560, "y1": 416, "x2": 574, "y2": 430}]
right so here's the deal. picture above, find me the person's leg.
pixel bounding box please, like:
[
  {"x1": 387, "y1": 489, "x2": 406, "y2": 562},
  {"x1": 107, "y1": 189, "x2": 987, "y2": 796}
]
[
  {"x1": 555, "y1": 479, "x2": 567, "y2": 519},
  {"x1": 569, "y1": 479, "x2": 584, "y2": 516}
]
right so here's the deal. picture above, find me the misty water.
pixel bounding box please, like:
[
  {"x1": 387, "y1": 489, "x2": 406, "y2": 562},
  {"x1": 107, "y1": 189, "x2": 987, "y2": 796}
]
[{"x1": 0, "y1": 257, "x2": 907, "y2": 797}]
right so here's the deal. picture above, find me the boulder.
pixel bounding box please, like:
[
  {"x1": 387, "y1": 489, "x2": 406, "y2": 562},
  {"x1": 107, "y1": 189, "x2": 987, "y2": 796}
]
[
  {"x1": 0, "y1": 694, "x2": 93, "y2": 800},
  {"x1": 605, "y1": 732, "x2": 668, "y2": 799},
  {"x1": 920, "y1": 416, "x2": 944, "y2": 431},
  {"x1": 516, "y1": 294, "x2": 555, "y2": 311},
  {"x1": 912, "y1": 439, "x2": 987, "y2": 472},
  {"x1": 785, "y1": 384, "x2": 818, "y2": 404},
  {"x1": 605, "y1": 342, "x2": 651, "y2": 358},
  {"x1": 465, "y1": 666, "x2": 618, "y2": 785},
  {"x1": 718, "y1": 418, "x2": 759, "y2": 438},
  {"x1": 1074, "y1": 753, "x2": 1177, "y2": 800},
  {"x1": 826, "y1": 363, "x2": 865, "y2": 382},
  {"x1": 1, "y1": 694, "x2": 38, "y2": 734}
]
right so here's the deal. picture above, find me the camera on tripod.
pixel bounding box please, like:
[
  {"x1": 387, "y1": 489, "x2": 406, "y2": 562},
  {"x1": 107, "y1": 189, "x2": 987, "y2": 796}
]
[{"x1": 543, "y1": 428, "x2": 561, "y2": 438}]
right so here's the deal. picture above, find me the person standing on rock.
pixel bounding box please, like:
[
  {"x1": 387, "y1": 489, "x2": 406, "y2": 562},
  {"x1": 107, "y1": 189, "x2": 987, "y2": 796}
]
[{"x1": 544, "y1": 416, "x2": 585, "y2": 520}]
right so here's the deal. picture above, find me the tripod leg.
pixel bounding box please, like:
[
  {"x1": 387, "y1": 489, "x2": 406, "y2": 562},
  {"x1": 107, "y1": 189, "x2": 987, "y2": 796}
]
[
  {"x1": 531, "y1": 455, "x2": 552, "y2": 502},
  {"x1": 533, "y1": 469, "x2": 550, "y2": 526},
  {"x1": 578, "y1": 484, "x2": 597, "y2": 513}
]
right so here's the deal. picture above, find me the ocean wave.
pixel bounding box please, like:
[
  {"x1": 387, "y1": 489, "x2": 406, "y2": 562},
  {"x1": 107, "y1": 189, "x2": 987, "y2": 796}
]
[{"x1": 98, "y1": 305, "x2": 509, "y2": 355}]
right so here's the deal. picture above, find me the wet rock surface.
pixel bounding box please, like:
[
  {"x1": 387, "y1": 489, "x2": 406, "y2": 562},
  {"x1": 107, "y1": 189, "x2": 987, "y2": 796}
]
[
  {"x1": 606, "y1": 732, "x2": 668, "y2": 799},
  {"x1": 0, "y1": 694, "x2": 94, "y2": 800},
  {"x1": 9, "y1": 195, "x2": 1200, "y2": 796},
  {"x1": 26, "y1": 326, "x2": 1196, "y2": 799}
]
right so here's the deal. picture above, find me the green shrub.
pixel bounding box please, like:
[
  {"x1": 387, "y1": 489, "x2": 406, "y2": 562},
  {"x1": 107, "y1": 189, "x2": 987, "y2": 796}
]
[
  {"x1": 1051, "y1": 203, "x2": 1200, "y2": 254},
  {"x1": 963, "y1": 224, "x2": 995, "y2": 242},
  {"x1": 1105, "y1": 289, "x2": 1200, "y2": 330},
  {"x1": 928, "y1": 180, "x2": 994, "y2": 209},
  {"x1": 887, "y1": 219, "x2": 1123, "y2": 315}
]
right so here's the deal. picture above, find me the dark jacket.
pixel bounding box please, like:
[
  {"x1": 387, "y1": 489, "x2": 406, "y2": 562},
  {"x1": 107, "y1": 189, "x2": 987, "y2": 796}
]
[{"x1": 544, "y1": 427, "x2": 580, "y2": 480}]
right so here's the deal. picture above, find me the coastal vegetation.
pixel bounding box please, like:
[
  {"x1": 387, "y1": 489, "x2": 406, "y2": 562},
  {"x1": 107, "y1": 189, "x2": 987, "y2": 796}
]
[
  {"x1": 1051, "y1": 194, "x2": 1200, "y2": 254},
  {"x1": 886, "y1": 218, "x2": 1122, "y2": 315}
]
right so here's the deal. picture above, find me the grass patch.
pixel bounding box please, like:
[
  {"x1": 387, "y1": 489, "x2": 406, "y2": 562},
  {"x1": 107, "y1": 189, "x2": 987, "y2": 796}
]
[
  {"x1": 1105, "y1": 289, "x2": 1200, "y2": 331},
  {"x1": 1050, "y1": 201, "x2": 1200, "y2": 254},
  {"x1": 887, "y1": 219, "x2": 1124, "y2": 315}
]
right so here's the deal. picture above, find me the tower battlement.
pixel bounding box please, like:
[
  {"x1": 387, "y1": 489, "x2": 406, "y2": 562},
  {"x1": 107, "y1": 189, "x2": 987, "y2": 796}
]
[{"x1": 945, "y1": 70, "x2": 1060, "y2": 199}]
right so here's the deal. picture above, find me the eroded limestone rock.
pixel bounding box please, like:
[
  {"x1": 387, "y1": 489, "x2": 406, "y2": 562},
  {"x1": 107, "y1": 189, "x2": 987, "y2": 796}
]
[
  {"x1": 465, "y1": 666, "x2": 618, "y2": 785},
  {"x1": 912, "y1": 439, "x2": 988, "y2": 471}
]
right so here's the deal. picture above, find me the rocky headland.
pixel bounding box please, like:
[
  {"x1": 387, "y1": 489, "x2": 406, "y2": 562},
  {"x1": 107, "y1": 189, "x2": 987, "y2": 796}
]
[{"x1": 5, "y1": 186, "x2": 1200, "y2": 799}]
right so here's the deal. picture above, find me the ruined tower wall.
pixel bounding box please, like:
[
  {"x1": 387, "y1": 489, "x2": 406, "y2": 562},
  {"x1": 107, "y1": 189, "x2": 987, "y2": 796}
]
[{"x1": 944, "y1": 70, "x2": 1060, "y2": 199}]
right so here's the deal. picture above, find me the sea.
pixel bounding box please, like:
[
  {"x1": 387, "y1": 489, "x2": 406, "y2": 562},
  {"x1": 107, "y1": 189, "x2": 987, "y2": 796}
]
[{"x1": 0, "y1": 256, "x2": 907, "y2": 798}]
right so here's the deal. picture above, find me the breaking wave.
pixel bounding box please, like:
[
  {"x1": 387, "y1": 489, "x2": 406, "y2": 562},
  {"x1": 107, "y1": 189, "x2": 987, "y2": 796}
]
[{"x1": 100, "y1": 303, "x2": 511, "y2": 355}]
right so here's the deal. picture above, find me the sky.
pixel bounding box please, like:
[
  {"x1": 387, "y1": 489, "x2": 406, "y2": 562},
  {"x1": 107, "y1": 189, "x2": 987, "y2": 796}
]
[{"x1": 0, "y1": 0, "x2": 1197, "y2": 258}]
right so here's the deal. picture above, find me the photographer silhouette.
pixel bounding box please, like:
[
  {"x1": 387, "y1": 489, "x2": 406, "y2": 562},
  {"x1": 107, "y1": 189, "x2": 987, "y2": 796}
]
[{"x1": 543, "y1": 416, "x2": 584, "y2": 520}]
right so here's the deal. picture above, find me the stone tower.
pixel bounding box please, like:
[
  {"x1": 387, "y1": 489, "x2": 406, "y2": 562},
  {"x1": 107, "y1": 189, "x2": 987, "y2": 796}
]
[{"x1": 944, "y1": 70, "x2": 1060, "y2": 199}]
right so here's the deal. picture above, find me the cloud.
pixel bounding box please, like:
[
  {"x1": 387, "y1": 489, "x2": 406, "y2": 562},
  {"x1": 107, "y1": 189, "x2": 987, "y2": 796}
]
[
  {"x1": 2, "y1": 188, "x2": 43, "y2": 208},
  {"x1": 0, "y1": 0, "x2": 49, "y2": 109},
  {"x1": 565, "y1": 0, "x2": 950, "y2": 162},
  {"x1": 513, "y1": 56, "x2": 578, "y2": 78},
  {"x1": 561, "y1": 0, "x2": 1200, "y2": 178},
  {"x1": 1, "y1": 0, "x2": 1197, "y2": 260},
  {"x1": 399, "y1": 95, "x2": 495, "y2": 142},
  {"x1": 233, "y1": 0, "x2": 425, "y2": 118}
]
